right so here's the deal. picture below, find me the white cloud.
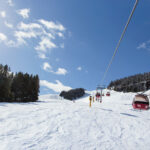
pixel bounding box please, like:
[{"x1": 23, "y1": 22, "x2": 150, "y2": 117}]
[
  {"x1": 0, "y1": 33, "x2": 14, "y2": 47},
  {"x1": 77, "y1": 66, "x2": 82, "y2": 71},
  {"x1": 17, "y1": 22, "x2": 55, "y2": 39},
  {"x1": 42, "y1": 62, "x2": 67, "y2": 76},
  {"x1": 2, "y1": 19, "x2": 65, "y2": 58},
  {"x1": 0, "y1": 11, "x2": 6, "y2": 18},
  {"x1": 6, "y1": 40, "x2": 16, "y2": 47},
  {"x1": 137, "y1": 42, "x2": 146, "y2": 49},
  {"x1": 38, "y1": 53, "x2": 47, "y2": 59},
  {"x1": 17, "y1": 8, "x2": 30, "y2": 19},
  {"x1": 7, "y1": 0, "x2": 14, "y2": 6},
  {"x1": 43, "y1": 62, "x2": 52, "y2": 72},
  {"x1": 137, "y1": 41, "x2": 150, "y2": 51},
  {"x1": 17, "y1": 22, "x2": 41, "y2": 30},
  {"x1": 35, "y1": 37, "x2": 56, "y2": 52},
  {"x1": 0, "y1": 9, "x2": 66, "y2": 59},
  {"x1": 15, "y1": 31, "x2": 37, "y2": 39},
  {"x1": 14, "y1": 31, "x2": 37, "y2": 45},
  {"x1": 16, "y1": 22, "x2": 56, "y2": 48},
  {"x1": 0, "y1": 5, "x2": 67, "y2": 66},
  {"x1": 0, "y1": 33, "x2": 7, "y2": 41},
  {"x1": 4, "y1": 21, "x2": 13, "y2": 28},
  {"x1": 40, "y1": 80, "x2": 72, "y2": 93},
  {"x1": 0, "y1": 33, "x2": 17, "y2": 47},
  {"x1": 58, "y1": 32, "x2": 64, "y2": 38},
  {"x1": 55, "y1": 68, "x2": 67, "y2": 75},
  {"x1": 39, "y1": 19, "x2": 65, "y2": 31},
  {"x1": 43, "y1": 31, "x2": 55, "y2": 39}
]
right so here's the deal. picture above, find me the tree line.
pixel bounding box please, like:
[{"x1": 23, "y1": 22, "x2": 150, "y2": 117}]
[
  {"x1": 60, "y1": 88, "x2": 85, "y2": 100},
  {"x1": 108, "y1": 72, "x2": 150, "y2": 92},
  {"x1": 0, "y1": 64, "x2": 39, "y2": 102}
]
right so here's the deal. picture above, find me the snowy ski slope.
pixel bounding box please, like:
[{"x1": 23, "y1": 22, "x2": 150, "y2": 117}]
[{"x1": 0, "y1": 90, "x2": 150, "y2": 150}]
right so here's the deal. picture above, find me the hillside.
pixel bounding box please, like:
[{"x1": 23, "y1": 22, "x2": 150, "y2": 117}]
[
  {"x1": 0, "y1": 90, "x2": 150, "y2": 150},
  {"x1": 108, "y1": 72, "x2": 150, "y2": 92}
]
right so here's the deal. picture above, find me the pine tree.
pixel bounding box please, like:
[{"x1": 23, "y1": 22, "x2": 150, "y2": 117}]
[{"x1": 0, "y1": 65, "x2": 13, "y2": 102}]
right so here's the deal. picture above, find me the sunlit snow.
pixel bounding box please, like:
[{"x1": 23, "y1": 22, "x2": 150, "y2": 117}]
[{"x1": 0, "y1": 90, "x2": 150, "y2": 150}]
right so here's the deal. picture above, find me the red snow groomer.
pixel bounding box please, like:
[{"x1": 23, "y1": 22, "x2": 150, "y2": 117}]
[
  {"x1": 106, "y1": 92, "x2": 110, "y2": 96},
  {"x1": 132, "y1": 94, "x2": 149, "y2": 110}
]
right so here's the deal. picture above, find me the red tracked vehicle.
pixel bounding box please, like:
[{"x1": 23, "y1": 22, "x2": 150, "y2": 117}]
[{"x1": 132, "y1": 94, "x2": 149, "y2": 110}]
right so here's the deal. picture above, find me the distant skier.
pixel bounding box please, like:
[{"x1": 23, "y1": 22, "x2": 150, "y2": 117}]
[{"x1": 89, "y1": 96, "x2": 92, "y2": 107}]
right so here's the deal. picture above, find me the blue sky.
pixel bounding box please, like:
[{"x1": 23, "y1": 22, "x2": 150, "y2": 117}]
[{"x1": 0, "y1": 0, "x2": 150, "y2": 94}]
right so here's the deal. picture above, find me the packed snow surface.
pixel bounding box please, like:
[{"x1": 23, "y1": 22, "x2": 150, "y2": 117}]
[{"x1": 0, "y1": 90, "x2": 150, "y2": 150}]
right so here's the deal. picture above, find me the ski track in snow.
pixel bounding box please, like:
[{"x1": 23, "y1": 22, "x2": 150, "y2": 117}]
[{"x1": 0, "y1": 90, "x2": 150, "y2": 150}]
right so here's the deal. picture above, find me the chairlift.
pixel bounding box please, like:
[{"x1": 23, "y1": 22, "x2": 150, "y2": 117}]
[
  {"x1": 106, "y1": 91, "x2": 110, "y2": 96},
  {"x1": 95, "y1": 85, "x2": 101, "y2": 101},
  {"x1": 96, "y1": 92, "x2": 101, "y2": 100}
]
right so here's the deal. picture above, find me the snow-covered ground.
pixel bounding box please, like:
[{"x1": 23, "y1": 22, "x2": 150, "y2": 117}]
[{"x1": 0, "y1": 90, "x2": 150, "y2": 150}]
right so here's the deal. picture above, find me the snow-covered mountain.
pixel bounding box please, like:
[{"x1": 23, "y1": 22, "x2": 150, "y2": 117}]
[{"x1": 0, "y1": 90, "x2": 150, "y2": 150}]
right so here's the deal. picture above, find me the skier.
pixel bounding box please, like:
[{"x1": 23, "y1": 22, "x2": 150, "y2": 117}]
[{"x1": 89, "y1": 96, "x2": 92, "y2": 107}]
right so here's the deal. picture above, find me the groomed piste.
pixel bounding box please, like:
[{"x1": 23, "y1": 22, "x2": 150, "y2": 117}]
[{"x1": 0, "y1": 90, "x2": 150, "y2": 150}]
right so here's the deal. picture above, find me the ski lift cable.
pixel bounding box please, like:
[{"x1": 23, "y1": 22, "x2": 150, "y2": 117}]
[{"x1": 101, "y1": 0, "x2": 139, "y2": 85}]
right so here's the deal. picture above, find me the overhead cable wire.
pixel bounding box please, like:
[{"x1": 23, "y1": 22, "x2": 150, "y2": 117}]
[{"x1": 101, "y1": 0, "x2": 139, "y2": 84}]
